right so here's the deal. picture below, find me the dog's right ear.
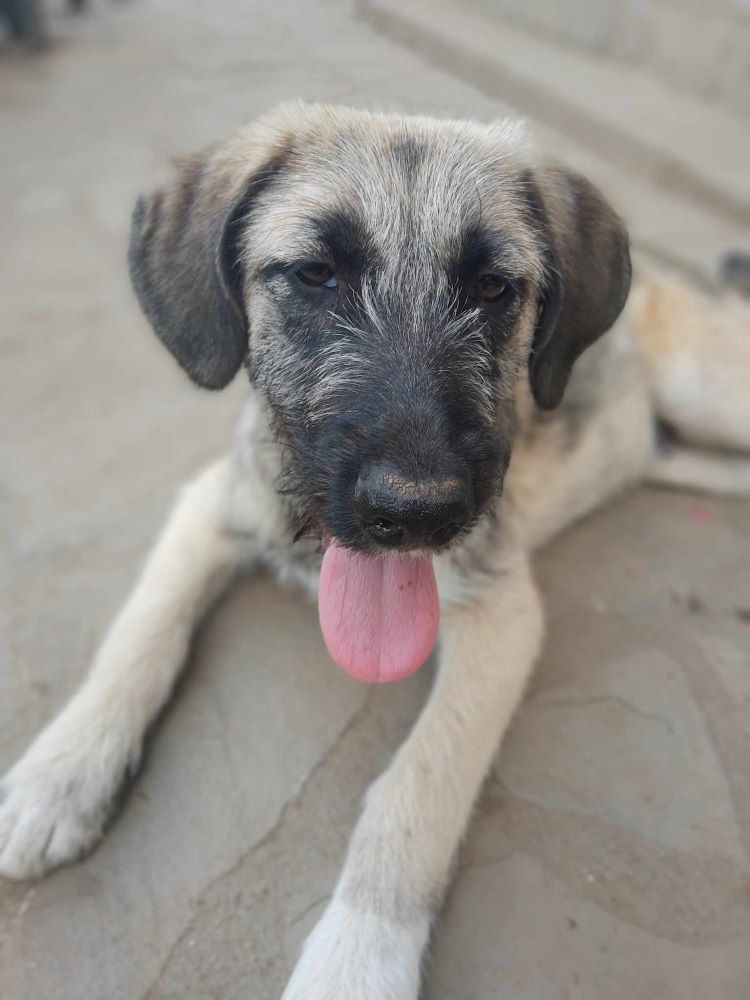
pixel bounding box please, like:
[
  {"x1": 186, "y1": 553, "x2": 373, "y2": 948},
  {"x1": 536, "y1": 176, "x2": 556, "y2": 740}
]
[{"x1": 129, "y1": 134, "x2": 289, "y2": 389}]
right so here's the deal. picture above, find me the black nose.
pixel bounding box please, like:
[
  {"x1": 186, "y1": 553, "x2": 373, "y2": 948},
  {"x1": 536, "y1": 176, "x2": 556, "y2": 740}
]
[{"x1": 354, "y1": 465, "x2": 473, "y2": 549}]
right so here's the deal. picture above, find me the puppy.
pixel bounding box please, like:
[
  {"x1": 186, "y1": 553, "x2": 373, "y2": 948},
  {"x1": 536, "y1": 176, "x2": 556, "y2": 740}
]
[{"x1": 1, "y1": 103, "x2": 748, "y2": 999}]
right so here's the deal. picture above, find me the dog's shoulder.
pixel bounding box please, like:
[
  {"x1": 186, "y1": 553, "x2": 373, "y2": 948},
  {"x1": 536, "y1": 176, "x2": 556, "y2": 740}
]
[
  {"x1": 505, "y1": 315, "x2": 653, "y2": 547},
  {"x1": 517, "y1": 316, "x2": 644, "y2": 451}
]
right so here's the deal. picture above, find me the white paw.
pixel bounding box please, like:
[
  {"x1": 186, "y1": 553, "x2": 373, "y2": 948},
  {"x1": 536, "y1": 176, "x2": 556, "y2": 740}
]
[
  {"x1": 282, "y1": 899, "x2": 428, "y2": 1000},
  {"x1": 0, "y1": 719, "x2": 132, "y2": 880}
]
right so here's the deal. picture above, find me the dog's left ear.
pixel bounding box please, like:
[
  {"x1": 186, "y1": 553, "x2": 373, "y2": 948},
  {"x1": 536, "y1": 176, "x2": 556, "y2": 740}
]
[
  {"x1": 129, "y1": 131, "x2": 289, "y2": 389},
  {"x1": 524, "y1": 167, "x2": 631, "y2": 409}
]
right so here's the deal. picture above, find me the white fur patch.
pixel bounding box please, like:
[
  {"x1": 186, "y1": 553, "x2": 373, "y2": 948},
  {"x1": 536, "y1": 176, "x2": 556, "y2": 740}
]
[
  {"x1": 282, "y1": 900, "x2": 428, "y2": 1000},
  {"x1": 0, "y1": 713, "x2": 125, "y2": 879}
]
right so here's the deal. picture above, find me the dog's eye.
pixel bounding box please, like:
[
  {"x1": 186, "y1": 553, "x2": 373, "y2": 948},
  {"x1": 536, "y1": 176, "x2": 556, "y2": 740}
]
[
  {"x1": 296, "y1": 262, "x2": 338, "y2": 289},
  {"x1": 474, "y1": 274, "x2": 509, "y2": 302}
]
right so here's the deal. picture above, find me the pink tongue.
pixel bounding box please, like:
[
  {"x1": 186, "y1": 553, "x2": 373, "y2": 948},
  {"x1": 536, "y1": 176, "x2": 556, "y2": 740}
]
[{"x1": 318, "y1": 541, "x2": 440, "y2": 683}]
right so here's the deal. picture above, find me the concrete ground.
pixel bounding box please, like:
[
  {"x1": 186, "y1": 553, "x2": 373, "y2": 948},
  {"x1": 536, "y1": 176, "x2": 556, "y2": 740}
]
[{"x1": 1, "y1": 1, "x2": 749, "y2": 997}]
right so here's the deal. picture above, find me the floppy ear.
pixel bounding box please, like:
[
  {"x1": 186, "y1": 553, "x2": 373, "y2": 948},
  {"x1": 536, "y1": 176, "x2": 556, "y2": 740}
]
[
  {"x1": 129, "y1": 136, "x2": 288, "y2": 389},
  {"x1": 525, "y1": 168, "x2": 631, "y2": 409}
]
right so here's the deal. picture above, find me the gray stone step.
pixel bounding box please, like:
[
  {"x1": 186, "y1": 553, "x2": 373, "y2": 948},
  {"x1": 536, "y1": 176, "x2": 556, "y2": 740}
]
[{"x1": 361, "y1": 0, "x2": 750, "y2": 226}]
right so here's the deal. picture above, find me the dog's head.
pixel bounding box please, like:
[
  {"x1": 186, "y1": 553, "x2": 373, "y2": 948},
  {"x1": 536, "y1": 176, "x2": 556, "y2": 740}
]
[{"x1": 130, "y1": 103, "x2": 630, "y2": 556}]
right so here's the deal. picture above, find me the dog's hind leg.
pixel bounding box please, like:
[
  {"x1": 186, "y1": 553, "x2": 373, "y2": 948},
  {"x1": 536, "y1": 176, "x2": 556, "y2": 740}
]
[
  {"x1": 631, "y1": 277, "x2": 750, "y2": 454},
  {"x1": 0, "y1": 458, "x2": 248, "y2": 880},
  {"x1": 631, "y1": 277, "x2": 750, "y2": 496},
  {"x1": 645, "y1": 445, "x2": 750, "y2": 496}
]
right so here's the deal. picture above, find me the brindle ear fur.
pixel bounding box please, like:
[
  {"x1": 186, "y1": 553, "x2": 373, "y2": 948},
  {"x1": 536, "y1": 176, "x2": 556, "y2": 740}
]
[
  {"x1": 526, "y1": 168, "x2": 632, "y2": 410},
  {"x1": 129, "y1": 136, "x2": 287, "y2": 389}
]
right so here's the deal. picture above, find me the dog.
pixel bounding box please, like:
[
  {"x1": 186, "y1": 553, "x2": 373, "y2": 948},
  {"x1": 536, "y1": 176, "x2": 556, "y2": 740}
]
[{"x1": 1, "y1": 103, "x2": 749, "y2": 998}]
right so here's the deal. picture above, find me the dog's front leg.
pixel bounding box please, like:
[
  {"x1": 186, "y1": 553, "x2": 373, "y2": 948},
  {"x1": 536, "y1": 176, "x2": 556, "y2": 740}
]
[
  {"x1": 283, "y1": 551, "x2": 543, "y2": 1000},
  {"x1": 0, "y1": 458, "x2": 250, "y2": 880}
]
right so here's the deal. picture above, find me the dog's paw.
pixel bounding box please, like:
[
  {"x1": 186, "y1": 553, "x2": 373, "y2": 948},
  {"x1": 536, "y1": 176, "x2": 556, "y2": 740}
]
[
  {"x1": 0, "y1": 725, "x2": 128, "y2": 880},
  {"x1": 282, "y1": 899, "x2": 428, "y2": 1000}
]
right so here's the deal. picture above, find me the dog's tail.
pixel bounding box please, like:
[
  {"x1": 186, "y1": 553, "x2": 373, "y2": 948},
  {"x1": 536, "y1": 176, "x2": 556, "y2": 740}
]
[{"x1": 630, "y1": 254, "x2": 750, "y2": 495}]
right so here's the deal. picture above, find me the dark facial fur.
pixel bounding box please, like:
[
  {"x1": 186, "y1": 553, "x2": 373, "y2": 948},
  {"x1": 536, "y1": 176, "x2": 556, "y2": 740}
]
[{"x1": 252, "y1": 271, "x2": 518, "y2": 551}]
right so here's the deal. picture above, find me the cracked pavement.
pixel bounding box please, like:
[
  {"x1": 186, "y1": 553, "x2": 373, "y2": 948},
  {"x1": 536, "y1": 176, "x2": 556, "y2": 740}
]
[{"x1": 1, "y1": 1, "x2": 749, "y2": 997}]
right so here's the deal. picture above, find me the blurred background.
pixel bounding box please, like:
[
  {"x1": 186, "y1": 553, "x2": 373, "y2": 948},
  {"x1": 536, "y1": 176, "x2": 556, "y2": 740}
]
[{"x1": 1, "y1": 2, "x2": 749, "y2": 998}]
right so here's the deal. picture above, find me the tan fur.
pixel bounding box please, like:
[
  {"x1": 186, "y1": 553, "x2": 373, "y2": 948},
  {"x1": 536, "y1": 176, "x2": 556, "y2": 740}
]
[
  {"x1": 630, "y1": 278, "x2": 750, "y2": 452},
  {"x1": 1, "y1": 105, "x2": 749, "y2": 1000}
]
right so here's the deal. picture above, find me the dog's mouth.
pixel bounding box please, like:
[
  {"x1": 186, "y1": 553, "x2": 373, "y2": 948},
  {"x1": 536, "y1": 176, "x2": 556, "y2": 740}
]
[{"x1": 318, "y1": 537, "x2": 440, "y2": 684}]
